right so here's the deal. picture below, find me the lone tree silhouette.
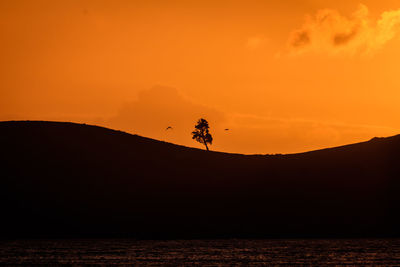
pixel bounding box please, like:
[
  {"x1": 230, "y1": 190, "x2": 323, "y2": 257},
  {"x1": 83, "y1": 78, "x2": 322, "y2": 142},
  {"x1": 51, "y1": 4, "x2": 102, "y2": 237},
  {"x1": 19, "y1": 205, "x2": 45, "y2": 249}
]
[{"x1": 192, "y1": 118, "x2": 213, "y2": 151}]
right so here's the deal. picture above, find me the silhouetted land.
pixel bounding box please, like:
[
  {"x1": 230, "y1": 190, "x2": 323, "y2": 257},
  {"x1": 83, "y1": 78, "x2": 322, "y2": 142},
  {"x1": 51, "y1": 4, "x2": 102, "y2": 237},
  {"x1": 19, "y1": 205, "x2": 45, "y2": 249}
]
[{"x1": 1, "y1": 121, "x2": 400, "y2": 239}]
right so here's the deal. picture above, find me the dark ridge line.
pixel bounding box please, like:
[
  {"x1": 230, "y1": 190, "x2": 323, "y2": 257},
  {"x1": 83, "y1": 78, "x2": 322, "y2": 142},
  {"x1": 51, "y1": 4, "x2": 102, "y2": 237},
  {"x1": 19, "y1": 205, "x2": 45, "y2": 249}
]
[{"x1": 1, "y1": 119, "x2": 398, "y2": 157}]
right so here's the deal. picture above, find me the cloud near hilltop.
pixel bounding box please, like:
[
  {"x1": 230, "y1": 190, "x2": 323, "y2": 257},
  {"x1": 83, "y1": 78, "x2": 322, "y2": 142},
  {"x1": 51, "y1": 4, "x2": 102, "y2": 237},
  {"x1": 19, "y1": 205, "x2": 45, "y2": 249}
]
[{"x1": 106, "y1": 86, "x2": 397, "y2": 154}]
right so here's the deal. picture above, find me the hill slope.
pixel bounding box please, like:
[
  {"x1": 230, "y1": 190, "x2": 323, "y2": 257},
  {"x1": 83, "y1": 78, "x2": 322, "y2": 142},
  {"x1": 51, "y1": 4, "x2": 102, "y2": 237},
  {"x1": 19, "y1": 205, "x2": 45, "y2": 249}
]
[{"x1": 1, "y1": 121, "x2": 400, "y2": 238}]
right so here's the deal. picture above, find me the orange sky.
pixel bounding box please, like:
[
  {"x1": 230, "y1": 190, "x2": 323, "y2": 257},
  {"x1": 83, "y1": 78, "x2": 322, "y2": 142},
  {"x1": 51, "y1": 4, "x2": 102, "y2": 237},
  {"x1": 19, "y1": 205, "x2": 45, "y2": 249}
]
[{"x1": 1, "y1": 0, "x2": 400, "y2": 154}]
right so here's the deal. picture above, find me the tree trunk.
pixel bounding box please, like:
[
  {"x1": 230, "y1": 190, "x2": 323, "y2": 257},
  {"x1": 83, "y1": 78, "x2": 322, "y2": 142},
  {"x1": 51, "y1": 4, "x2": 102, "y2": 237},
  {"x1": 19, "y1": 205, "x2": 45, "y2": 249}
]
[
  {"x1": 204, "y1": 143, "x2": 209, "y2": 151},
  {"x1": 202, "y1": 136, "x2": 209, "y2": 151}
]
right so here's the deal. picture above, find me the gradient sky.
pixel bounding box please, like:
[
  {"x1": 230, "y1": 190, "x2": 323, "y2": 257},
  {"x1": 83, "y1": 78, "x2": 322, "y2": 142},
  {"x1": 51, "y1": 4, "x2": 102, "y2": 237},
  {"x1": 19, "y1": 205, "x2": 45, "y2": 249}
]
[{"x1": 1, "y1": 0, "x2": 400, "y2": 154}]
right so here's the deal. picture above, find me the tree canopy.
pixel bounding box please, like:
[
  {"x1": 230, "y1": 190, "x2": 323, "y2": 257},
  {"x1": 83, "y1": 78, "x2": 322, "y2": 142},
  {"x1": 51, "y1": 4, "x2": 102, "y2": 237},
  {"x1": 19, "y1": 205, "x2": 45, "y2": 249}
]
[{"x1": 191, "y1": 118, "x2": 213, "y2": 151}]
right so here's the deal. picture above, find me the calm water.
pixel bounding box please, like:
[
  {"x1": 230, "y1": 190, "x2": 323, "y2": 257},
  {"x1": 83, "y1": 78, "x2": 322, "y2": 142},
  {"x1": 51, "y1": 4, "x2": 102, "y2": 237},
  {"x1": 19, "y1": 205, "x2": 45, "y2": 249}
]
[{"x1": 1, "y1": 239, "x2": 400, "y2": 265}]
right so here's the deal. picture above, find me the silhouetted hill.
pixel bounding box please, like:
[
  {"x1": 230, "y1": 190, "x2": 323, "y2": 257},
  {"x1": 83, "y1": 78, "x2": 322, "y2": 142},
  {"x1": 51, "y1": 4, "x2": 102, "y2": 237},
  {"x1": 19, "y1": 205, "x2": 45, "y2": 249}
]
[{"x1": 1, "y1": 121, "x2": 400, "y2": 238}]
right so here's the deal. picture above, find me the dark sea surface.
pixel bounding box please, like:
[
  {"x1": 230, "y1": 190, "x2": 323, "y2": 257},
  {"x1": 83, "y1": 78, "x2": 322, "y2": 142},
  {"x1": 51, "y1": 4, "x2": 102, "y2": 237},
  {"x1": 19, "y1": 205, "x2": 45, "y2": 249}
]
[{"x1": 1, "y1": 239, "x2": 400, "y2": 266}]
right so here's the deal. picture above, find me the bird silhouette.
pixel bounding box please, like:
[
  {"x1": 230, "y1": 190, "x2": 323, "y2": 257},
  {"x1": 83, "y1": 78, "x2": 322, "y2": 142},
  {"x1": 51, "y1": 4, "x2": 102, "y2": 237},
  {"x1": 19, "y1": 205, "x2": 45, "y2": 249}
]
[
  {"x1": 224, "y1": 128, "x2": 230, "y2": 131},
  {"x1": 166, "y1": 126, "x2": 173, "y2": 130}
]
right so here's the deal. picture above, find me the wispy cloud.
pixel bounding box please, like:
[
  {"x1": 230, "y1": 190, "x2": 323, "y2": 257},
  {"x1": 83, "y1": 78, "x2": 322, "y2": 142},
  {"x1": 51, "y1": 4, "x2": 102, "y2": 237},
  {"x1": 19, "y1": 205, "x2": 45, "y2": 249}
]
[
  {"x1": 218, "y1": 113, "x2": 398, "y2": 154},
  {"x1": 287, "y1": 4, "x2": 400, "y2": 56},
  {"x1": 246, "y1": 36, "x2": 267, "y2": 49}
]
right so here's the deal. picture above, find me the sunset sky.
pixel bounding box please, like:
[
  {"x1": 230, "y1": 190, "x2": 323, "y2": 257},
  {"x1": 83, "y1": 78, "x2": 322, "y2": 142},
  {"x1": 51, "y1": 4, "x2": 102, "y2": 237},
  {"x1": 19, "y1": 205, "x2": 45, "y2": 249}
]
[{"x1": 1, "y1": 0, "x2": 400, "y2": 154}]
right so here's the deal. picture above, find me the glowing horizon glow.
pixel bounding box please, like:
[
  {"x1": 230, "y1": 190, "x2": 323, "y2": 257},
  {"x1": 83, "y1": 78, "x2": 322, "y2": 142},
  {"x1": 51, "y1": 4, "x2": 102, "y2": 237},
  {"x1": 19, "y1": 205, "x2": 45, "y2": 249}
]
[{"x1": 1, "y1": 0, "x2": 400, "y2": 154}]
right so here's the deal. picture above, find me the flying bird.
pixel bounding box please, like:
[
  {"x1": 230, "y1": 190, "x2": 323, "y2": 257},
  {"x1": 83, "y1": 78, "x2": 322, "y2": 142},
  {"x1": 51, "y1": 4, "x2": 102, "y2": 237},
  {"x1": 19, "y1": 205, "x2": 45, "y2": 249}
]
[
  {"x1": 224, "y1": 128, "x2": 230, "y2": 131},
  {"x1": 166, "y1": 126, "x2": 173, "y2": 130}
]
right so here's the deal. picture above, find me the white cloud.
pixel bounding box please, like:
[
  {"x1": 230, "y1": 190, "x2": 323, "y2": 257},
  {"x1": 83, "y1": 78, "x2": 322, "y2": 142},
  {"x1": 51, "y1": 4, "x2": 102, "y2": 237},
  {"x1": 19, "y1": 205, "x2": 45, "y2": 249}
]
[{"x1": 287, "y1": 4, "x2": 400, "y2": 56}]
